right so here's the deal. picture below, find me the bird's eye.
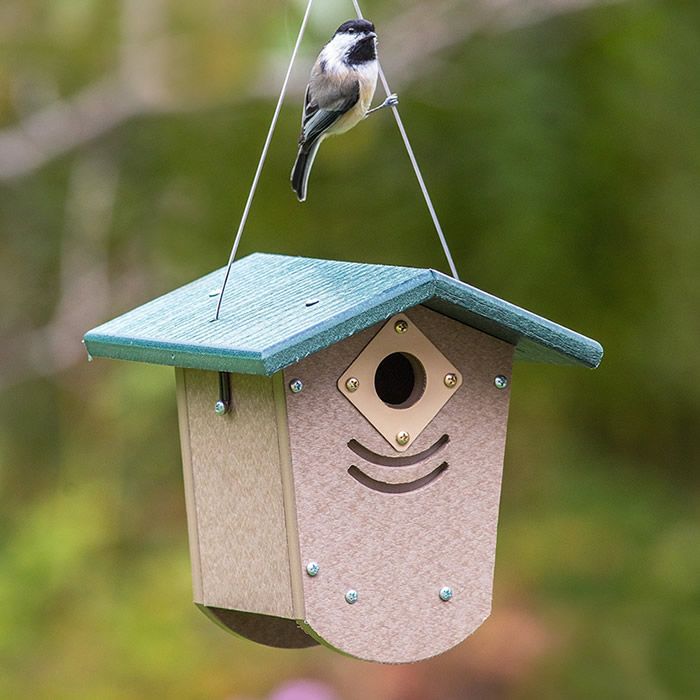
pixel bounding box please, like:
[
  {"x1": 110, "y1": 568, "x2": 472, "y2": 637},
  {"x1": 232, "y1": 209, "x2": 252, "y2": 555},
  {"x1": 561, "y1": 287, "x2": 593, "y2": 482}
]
[{"x1": 348, "y1": 27, "x2": 355, "y2": 33}]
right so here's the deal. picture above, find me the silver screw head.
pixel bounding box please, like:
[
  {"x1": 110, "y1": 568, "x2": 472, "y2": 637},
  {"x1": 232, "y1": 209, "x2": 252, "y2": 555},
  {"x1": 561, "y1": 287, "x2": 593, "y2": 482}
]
[
  {"x1": 345, "y1": 377, "x2": 360, "y2": 393},
  {"x1": 444, "y1": 373, "x2": 458, "y2": 388},
  {"x1": 306, "y1": 561, "x2": 320, "y2": 577},
  {"x1": 394, "y1": 319, "x2": 409, "y2": 334},
  {"x1": 494, "y1": 375, "x2": 509, "y2": 390},
  {"x1": 439, "y1": 586, "x2": 453, "y2": 602},
  {"x1": 214, "y1": 400, "x2": 227, "y2": 416},
  {"x1": 345, "y1": 589, "x2": 359, "y2": 605},
  {"x1": 289, "y1": 378, "x2": 304, "y2": 394},
  {"x1": 396, "y1": 430, "x2": 410, "y2": 446}
]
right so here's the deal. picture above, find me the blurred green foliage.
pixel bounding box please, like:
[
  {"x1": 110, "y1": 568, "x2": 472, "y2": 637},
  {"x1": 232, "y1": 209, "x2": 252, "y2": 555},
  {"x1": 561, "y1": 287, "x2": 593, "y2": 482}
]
[{"x1": 1, "y1": 0, "x2": 699, "y2": 698}]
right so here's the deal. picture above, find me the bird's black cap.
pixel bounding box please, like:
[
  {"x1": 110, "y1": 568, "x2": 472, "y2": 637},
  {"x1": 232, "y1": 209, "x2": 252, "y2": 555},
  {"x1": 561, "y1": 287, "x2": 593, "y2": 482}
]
[{"x1": 334, "y1": 19, "x2": 375, "y2": 36}]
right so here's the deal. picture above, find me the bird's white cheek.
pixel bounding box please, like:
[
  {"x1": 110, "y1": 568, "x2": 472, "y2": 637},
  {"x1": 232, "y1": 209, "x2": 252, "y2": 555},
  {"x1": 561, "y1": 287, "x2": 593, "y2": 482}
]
[{"x1": 320, "y1": 36, "x2": 355, "y2": 68}]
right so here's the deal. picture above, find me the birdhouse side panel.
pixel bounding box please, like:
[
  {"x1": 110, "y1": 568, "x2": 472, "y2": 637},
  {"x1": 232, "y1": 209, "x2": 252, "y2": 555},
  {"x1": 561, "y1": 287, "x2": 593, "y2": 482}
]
[
  {"x1": 176, "y1": 369, "x2": 296, "y2": 620},
  {"x1": 176, "y1": 368, "x2": 204, "y2": 601},
  {"x1": 284, "y1": 305, "x2": 515, "y2": 663}
]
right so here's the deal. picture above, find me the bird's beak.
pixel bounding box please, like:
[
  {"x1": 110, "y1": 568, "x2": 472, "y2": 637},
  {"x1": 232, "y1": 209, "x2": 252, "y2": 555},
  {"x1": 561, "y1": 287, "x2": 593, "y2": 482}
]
[{"x1": 368, "y1": 32, "x2": 377, "y2": 39}]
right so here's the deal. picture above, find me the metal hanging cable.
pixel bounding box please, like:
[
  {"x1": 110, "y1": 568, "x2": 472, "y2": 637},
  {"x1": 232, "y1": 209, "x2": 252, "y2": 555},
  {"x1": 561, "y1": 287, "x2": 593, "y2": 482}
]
[
  {"x1": 351, "y1": 0, "x2": 460, "y2": 281},
  {"x1": 214, "y1": 0, "x2": 315, "y2": 321}
]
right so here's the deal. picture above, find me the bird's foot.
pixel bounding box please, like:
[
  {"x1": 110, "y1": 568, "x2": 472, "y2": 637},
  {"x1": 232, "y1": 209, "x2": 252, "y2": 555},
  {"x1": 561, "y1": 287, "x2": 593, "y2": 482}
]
[{"x1": 366, "y1": 94, "x2": 399, "y2": 116}]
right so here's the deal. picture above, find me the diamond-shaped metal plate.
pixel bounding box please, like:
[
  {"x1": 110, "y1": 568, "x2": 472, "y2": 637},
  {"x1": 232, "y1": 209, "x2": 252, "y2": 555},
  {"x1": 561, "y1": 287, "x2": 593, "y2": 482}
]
[{"x1": 337, "y1": 313, "x2": 462, "y2": 451}]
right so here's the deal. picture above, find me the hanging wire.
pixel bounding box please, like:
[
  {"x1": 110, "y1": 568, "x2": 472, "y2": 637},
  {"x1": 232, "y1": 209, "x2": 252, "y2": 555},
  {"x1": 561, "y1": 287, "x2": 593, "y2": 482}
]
[
  {"x1": 351, "y1": 0, "x2": 460, "y2": 281},
  {"x1": 215, "y1": 0, "x2": 460, "y2": 320},
  {"x1": 214, "y1": 0, "x2": 316, "y2": 321}
]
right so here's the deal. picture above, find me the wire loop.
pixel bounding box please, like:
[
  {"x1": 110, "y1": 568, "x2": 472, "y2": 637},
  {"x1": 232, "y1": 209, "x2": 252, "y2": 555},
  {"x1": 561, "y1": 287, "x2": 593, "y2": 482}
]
[{"x1": 215, "y1": 0, "x2": 460, "y2": 320}]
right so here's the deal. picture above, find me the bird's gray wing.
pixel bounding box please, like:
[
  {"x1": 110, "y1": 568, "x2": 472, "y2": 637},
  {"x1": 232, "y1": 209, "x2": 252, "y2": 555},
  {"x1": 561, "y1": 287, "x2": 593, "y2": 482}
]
[
  {"x1": 301, "y1": 83, "x2": 314, "y2": 127},
  {"x1": 299, "y1": 80, "x2": 359, "y2": 147}
]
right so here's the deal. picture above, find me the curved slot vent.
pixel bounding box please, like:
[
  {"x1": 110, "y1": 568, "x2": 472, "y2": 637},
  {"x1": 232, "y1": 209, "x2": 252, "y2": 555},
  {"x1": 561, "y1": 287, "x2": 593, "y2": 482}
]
[
  {"x1": 347, "y1": 434, "x2": 449, "y2": 467},
  {"x1": 348, "y1": 463, "x2": 448, "y2": 494}
]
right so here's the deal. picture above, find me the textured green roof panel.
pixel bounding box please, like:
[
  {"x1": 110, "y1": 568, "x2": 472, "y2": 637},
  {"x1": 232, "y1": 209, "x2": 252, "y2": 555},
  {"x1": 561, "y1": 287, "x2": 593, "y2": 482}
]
[{"x1": 84, "y1": 253, "x2": 603, "y2": 374}]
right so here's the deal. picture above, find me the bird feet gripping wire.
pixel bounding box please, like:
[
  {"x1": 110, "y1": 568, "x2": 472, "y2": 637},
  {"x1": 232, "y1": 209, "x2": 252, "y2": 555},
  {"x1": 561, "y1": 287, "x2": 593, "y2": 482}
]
[{"x1": 366, "y1": 93, "x2": 399, "y2": 116}]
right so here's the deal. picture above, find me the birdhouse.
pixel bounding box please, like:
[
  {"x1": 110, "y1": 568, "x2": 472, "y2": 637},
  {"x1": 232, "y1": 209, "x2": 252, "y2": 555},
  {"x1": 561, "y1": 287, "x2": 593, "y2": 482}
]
[{"x1": 84, "y1": 252, "x2": 602, "y2": 663}]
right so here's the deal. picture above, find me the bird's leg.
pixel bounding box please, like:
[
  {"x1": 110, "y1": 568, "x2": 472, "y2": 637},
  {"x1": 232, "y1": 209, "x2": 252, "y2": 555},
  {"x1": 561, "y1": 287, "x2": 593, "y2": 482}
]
[{"x1": 366, "y1": 93, "x2": 399, "y2": 117}]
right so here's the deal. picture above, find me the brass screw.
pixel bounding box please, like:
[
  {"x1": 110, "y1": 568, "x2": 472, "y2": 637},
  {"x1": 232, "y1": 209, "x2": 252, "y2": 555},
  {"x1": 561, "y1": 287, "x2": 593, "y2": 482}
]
[
  {"x1": 396, "y1": 430, "x2": 410, "y2": 446},
  {"x1": 345, "y1": 377, "x2": 360, "y2": 393},
  {"x1": 394, "y1": 319, "x2": 409, "y2": 334},
  {"x1": 444, "y1": 373, "x2": 458, "y2": 388}
]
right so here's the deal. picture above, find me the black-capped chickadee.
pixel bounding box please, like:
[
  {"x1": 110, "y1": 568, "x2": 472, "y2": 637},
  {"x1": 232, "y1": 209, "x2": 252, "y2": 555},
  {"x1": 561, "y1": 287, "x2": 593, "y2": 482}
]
[{"x1": 291, "y1": 18, "x2": 398, "y2": 202}]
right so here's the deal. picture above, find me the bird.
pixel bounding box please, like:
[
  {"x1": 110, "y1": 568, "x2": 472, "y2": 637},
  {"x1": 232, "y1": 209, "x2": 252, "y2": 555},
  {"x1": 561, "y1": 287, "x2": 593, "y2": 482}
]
[{"x1": 291, "y1": 18, "x2": 398, "y2": 202}]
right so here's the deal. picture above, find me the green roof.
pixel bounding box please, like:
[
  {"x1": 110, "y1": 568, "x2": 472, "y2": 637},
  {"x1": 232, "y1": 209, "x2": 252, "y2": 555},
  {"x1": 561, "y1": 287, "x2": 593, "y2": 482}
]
[{"x1": 83, "y1": 253, "x2": 603, "y2": 375}]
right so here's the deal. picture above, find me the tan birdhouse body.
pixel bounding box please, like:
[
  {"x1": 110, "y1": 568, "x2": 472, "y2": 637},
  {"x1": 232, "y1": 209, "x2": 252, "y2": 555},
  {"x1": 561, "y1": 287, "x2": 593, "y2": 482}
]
[{"x1": 176, "y1": 306, "x2": 513, "y2": 662}]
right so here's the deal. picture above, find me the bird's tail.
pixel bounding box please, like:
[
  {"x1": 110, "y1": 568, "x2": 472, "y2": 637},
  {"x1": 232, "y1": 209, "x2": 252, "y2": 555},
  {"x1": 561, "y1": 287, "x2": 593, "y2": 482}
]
[{"x1": 291, "y1": 140, "x2": 322, "y2": 202}]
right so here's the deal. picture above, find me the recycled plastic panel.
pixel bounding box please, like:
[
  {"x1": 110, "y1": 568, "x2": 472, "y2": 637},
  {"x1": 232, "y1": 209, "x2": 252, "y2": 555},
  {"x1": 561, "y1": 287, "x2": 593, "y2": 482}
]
[
  {"x1": 284, "y1": 305, "x2": 515, "y2": 663},
  {"x1": 200, "y1": 606, "x2": 316, "y2": 649},
  {"x1": 176, "y1": 368, "x2": 311, "y2": 646},
  {"x1": 83, "y1": 253, "x2": 603, "y2": 374}
]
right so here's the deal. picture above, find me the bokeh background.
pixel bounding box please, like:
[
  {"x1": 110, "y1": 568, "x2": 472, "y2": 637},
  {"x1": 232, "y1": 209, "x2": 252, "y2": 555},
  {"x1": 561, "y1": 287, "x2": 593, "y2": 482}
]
[{"x1": 1, "y1": 0, "x2": 699, "y2": 697}]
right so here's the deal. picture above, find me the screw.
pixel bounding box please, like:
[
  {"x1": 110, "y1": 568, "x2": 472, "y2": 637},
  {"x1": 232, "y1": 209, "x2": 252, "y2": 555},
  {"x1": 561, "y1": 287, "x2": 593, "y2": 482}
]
[
  {"x1": 345, "y1": 377, "x2": 360, "y2": 393},
  {"x1": 439, "y1": 587, "x2": 453, "y2": 602},
  {"x1": 394, "y1": 319, "x2": 409, "y2": 334},
  {"x1": 396, "y1": 430, "x2": 410, "y2": 446},
  {"x1": 345, "y1": 589, "x2": 359, "y2": 604},
  {"x1": 444, "y1": 373, "x2": 458, "y2": 388},
  {"x1": 494, "y1": 375, "x2": 509, "y2": 390},
  {"x1": 214, "y1": 400, "x2": 228, "y2": 416},
  {"x1": 306, "y1": 561, "x2": 319, "y2": 577},
  {"x1": 289, "y1": 378, "x2": 304, "y2": 394}
]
